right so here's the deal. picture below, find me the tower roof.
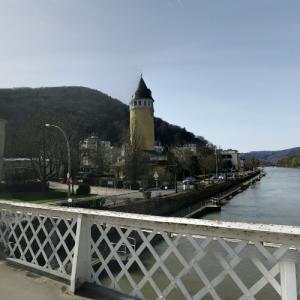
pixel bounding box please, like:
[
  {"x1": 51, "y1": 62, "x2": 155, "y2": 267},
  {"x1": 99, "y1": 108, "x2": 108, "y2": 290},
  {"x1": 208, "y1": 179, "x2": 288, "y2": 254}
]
[{"x1": 133, "y1": 76, "x2": 154, "y2": 100}]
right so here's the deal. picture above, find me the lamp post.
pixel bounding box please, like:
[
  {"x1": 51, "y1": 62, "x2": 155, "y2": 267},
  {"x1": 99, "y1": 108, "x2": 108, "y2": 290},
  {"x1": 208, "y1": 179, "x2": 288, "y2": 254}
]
[
  {"x1": 166, "y1": 164, "x2": 178, "y2": 193},
  {"x1": 45, "y1": 123, "x2": 72, "y2": 202},
  {"x1": 153, "y1": 171, "x2": 159, "y2": 189},
  {"x1": 215, "y1": 148, "x2": 219, "y2": 179}
]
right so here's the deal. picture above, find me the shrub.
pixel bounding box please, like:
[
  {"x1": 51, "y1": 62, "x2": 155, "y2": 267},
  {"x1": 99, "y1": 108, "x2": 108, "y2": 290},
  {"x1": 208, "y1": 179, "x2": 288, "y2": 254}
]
[
  {"x1": 2, "y1": 181, "x2": 47, "y2": 193},
  {"x1": 130, "y1": 182, "x2": 140, "y2": 190},
  {"x1": 115, "y1": 180, "x2": 123, "y2": 189},
  {"x1": 143, "y1": 191, "x2": 151, "y2": 200},
  {"x1": 76, "y1": 184, "x2": 91, "y2": 196}
]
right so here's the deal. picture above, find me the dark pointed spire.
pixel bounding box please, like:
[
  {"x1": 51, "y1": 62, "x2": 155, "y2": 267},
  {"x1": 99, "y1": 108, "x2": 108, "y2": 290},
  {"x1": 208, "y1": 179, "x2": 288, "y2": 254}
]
[{"x1": 132, "y1": 75, "x2": 154, "y2": 100}]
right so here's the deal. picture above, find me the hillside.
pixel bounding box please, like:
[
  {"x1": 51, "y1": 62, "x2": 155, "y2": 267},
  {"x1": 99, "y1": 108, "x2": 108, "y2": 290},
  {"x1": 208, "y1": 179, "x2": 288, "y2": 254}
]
[
  {"x1": 277, "y1": 154, "x2": 300, "y2": 168},
  {"x1": 0, "y1": 86, "x2": 209, "y2": 157},
  {"x1": 242, "y1": 147, "x2": 300, "y2": 163}
]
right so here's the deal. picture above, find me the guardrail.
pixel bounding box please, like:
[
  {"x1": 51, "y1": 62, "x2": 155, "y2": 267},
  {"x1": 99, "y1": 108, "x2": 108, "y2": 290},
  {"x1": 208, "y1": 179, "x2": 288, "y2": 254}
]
[{"x1": 0, "y1": 200, "x2": 299, "y2": 299}]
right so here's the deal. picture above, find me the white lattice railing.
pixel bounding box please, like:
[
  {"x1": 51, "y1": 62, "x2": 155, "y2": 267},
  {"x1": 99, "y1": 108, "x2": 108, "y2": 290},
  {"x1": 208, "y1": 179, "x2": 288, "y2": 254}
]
[{"x1": 0, "y1": 200, "x2": 299, "y2": 300}]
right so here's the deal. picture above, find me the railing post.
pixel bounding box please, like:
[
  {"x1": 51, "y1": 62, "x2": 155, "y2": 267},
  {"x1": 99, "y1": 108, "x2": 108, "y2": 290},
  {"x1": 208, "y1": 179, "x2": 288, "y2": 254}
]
[
  {"x1": 70, "y1": 214, "x2": 90, "y2": 293},
  {"x1": 279, "y1": 260, "x2": 297, "y2": 300}
]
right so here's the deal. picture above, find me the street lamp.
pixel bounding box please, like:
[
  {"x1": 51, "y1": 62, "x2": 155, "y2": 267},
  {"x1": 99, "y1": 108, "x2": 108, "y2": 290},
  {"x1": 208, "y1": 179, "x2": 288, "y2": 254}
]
[
  {"x1": 153, "y1": 171, "x2": 159, "y2": 189},
  {"x1": 215, "y1": 148, "x2": 219, "y2": 179},
  {"x1": 45, "y1": 123, "x2": 72, "y2": 202},
  {"x1": 166, "y1": 164, "x2": 178, "y2": 193}
]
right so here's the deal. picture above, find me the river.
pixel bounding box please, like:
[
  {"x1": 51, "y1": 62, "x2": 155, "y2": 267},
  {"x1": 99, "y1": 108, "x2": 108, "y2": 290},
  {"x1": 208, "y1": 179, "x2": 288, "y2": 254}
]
[{"x1": 203, "y1": 167, "x2": 300, "y2": 226}]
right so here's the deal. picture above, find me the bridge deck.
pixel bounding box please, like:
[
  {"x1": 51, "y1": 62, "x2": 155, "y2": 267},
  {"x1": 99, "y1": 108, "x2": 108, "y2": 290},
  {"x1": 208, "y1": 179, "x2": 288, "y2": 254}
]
[{"x1": 0, "y1": 258, "x2": 133, "y2": 300}]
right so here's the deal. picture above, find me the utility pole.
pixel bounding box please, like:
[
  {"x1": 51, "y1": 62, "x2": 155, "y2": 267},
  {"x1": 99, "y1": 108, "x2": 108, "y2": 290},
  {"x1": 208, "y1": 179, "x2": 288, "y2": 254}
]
[
  {"x1": 175, "y1": 165, "x2": 178, "y2": 193},
  {"x1": 42, "y1": 125, "x2": 47, "y2": 191}
]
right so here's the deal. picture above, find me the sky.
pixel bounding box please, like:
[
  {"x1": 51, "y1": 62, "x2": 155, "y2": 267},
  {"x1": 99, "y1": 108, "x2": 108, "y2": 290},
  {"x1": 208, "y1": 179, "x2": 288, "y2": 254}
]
[{"x1": 1, "y1": 0, "x2": 300, "y2": 152}]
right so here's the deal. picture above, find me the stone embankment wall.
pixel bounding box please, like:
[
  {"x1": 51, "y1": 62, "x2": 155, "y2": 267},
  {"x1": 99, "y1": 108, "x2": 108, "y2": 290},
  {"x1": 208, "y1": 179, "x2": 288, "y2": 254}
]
[{"x1": 107, "y1": 171, "x2": 260, "y2": 216}]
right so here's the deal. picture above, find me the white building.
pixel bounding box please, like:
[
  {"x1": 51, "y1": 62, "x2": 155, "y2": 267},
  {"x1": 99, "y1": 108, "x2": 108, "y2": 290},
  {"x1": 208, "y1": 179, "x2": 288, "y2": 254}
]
[
  {"x1": 79, "y1": 136, "x2": 118, "y2": 172},
  {"x1": 221, "y1": 149, "x2": 240, "y2": 170},
  {"x1": 180, "y1": 144, "x2": 198, "y2": 154}
]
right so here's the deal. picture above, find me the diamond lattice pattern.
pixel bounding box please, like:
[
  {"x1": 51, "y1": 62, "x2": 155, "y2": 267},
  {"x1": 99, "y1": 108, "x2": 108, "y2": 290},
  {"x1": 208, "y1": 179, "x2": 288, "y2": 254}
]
[
  {"x1": 90, "y1": 223, "x2": 299, "y2": 300},
  {"x1": 0, "y1": 208, "x2": 77, "y2": 279}
]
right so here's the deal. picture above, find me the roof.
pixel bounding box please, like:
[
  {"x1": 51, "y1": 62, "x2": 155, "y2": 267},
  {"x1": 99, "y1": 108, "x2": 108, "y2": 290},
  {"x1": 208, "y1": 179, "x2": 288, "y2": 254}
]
[{"x1": 132, "y1": 76, "x2": 154, "y2": 100}]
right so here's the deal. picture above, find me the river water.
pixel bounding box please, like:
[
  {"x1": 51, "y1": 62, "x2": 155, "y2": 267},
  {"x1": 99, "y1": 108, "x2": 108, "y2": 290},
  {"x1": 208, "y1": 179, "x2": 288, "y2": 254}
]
[{"x1": 203, "y1": 167, "x2": 300, "y2": 226}]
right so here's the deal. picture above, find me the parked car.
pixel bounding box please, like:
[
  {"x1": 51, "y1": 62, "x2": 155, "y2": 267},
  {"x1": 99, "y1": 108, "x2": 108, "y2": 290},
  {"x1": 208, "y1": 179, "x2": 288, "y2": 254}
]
[
  {"x1": 182, "y1": 177, "x2": 196, "y2": 191},
  {"x1": 218, "y1": 174, "x2": 226, "y2": 180},
  {"x1": 160, "y1": 182, "x2": 175, "y2": 190},
  {"x1": 182, "y1": 177, "x2": 196, "y2": 185}
]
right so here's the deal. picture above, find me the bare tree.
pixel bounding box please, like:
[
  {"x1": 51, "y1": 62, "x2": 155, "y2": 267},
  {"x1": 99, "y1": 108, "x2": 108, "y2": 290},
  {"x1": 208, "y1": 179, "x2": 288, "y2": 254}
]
[
  {"x1": 124, "y1": 133, "x2": 147, "y2": 182},
  {"x1": 244, "y1": 156, "x2": 260, "y2": 171}
]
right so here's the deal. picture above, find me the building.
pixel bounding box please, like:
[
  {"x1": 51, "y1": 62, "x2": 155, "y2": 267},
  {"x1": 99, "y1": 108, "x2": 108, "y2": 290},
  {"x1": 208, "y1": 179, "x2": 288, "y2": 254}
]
[
  {"x1": 221, "y1": 149, "x2": 240, "y2": 171},
  {"x1": 0, "y1": 119, "x2": 6, "y2": 181},
  {"x1": 129, "y1": 76, "x2": 155, "y2": 151},
  {"x1": 79, "y1": 136, "x2": 120, "y2": 173},
  {"x1": 3, "y1": 158, "x2": 37, "y2": 182},
  {"x1": 177, "y1": 144, "x2": 198, "y2": 154}
]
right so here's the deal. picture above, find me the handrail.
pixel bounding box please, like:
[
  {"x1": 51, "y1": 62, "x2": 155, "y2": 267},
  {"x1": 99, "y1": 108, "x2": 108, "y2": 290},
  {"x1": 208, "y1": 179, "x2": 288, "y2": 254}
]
[{"x1": 0, "y1": 200, "x2": 299, "y2": 246}]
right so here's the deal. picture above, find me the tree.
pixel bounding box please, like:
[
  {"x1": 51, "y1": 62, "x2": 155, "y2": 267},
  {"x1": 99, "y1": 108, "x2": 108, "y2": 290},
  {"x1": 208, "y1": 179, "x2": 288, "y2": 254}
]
[
  {"x1": 80, "y1": 142, "x2": 111, "y2": 175},
  {"x1": 171, "y1": 148, "x2": 199, "y2": 179},
  {"x1": 124, "y1": 134, "x2": 148, "y2": 182},
  {"x1": 244, "y1": 157, "x2": 260, "y2": 170},
  {"x1": 196, "y1": 145, "x2": 216, "y2": 175},
  {"x1": 9, "y1": 114, "x2": 71, "y2": 190}
]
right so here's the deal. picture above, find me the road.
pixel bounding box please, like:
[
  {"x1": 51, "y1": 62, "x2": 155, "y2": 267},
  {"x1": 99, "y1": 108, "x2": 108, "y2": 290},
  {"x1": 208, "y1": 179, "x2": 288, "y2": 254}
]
[{"x1": 49, "y1": 181, "x2": 180, "y2": 206}]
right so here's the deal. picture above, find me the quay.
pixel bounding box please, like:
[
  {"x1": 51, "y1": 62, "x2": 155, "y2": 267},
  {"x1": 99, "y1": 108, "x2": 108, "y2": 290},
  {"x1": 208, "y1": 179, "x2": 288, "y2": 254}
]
[
  {"x1": 99, "y1": 170, "x2": 265, "y2": 219},
  {"x1": 178, "y1": 171, "x2": 265, "y2": 218}
]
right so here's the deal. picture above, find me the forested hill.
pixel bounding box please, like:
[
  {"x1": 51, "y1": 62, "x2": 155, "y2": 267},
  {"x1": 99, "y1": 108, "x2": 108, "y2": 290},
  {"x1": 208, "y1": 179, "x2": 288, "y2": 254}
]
[
  {"x1": 277, "y1": 154, "x2": 300, "y2": 168},
  {"x1": 242, "y1": 147, "x2": 300, "y2": 163},
  {"x1": 0, "y1": 86, "x2": 209, "y2": 157}
]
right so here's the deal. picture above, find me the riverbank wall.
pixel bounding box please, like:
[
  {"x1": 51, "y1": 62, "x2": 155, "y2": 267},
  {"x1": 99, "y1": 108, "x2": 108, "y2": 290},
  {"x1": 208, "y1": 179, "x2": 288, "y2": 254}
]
[{"x1": 105, "y1": 171, "x2": 261, "y2": 216}]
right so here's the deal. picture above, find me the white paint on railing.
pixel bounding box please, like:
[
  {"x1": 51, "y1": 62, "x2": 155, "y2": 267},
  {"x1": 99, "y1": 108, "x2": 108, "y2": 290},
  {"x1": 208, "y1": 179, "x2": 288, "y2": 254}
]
[{"x1": 0, "y1": 200, "x2": 299, "y2": 299}]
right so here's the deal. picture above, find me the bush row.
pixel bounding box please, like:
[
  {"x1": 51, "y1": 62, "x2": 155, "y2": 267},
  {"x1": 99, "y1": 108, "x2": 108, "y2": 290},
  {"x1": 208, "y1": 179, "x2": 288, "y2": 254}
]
[{"x1": 0, "y1": 181, "x2": 48, "y2": 193}]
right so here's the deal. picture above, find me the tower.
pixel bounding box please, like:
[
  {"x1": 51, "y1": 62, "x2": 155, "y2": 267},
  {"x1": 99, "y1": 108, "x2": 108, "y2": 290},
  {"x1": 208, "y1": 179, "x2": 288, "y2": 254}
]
[{"x1": 130, "y1": 76, "x2": 155, "y2": 151}]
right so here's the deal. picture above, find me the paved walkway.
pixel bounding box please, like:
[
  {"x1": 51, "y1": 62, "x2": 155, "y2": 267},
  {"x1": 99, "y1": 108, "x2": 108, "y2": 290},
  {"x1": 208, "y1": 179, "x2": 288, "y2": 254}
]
[
  {"x1": 50, "y1": 182, "x2": 134, "y2": 197},
  {"x1": 49, "y1": 182, "x2": 179, "y2": 207},
  {"x1": 0, "y1": 259, "x2": 136, "y2": 300}
]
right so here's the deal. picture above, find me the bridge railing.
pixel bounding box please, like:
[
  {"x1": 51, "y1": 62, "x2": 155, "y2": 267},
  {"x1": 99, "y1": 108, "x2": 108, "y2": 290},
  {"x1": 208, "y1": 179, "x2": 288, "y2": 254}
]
[{"x1": 0, "y1": 200, "x2": 299, "y2": 300}]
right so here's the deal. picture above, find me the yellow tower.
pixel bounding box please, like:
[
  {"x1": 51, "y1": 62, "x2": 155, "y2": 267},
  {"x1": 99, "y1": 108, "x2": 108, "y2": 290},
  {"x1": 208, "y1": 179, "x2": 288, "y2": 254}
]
[
  {"x1": 130, "y1": 76, "x2": 155, "y2": 151},
  {"x1": 0, "y1": 119, "x2": 6, "y2": 180}
]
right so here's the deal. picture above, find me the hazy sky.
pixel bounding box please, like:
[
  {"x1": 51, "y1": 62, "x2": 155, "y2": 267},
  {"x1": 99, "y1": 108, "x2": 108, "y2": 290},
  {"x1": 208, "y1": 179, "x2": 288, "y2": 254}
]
[{"x1": 1, "y1": 0, "x2": 300, "y2": 152}]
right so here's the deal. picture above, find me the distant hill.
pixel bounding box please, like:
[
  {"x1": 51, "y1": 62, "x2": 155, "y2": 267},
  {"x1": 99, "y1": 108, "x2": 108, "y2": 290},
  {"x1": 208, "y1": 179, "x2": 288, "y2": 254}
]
[
  {"x1": 242, "y1": 147, "x2": 300, "y2": 163},
  {"x1": 0, "y1": 86, "x2": 210, "y2": 157},
  {"x1": 277, "y1": 153, "x2": 300, "y2": 168}
]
